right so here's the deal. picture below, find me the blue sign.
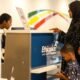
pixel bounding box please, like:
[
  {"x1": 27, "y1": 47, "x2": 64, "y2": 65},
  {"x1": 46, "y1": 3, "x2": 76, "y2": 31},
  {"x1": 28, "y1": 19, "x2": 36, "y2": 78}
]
[{"x1": 31, "y1": 33, "x2": 54, "y2": 80}]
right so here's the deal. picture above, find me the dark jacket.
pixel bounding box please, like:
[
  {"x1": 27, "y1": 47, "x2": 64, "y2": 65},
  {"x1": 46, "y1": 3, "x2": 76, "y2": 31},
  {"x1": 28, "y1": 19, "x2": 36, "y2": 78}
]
[
  {"x1": 2, "y1": 33, "x2": 6, "y2": 49},
  {"x1": 58, "y1": 19, "x2": 80, "y2": 50},
  {"x1": 59, "y1": 1, "x2": 80, "y2": 51}
]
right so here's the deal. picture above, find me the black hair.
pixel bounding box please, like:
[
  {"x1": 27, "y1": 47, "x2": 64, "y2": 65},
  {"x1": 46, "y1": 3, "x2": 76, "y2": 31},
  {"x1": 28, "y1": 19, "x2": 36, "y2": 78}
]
[
  {"x1": 0, "y1": 13, "x2": 11, "y2": 24},
  {"x1": 60, "y1": 44, "x2": 75, "y2": 54},
  {"x1": 69, "y1": 1, "x2": 80, "y2": 19}
]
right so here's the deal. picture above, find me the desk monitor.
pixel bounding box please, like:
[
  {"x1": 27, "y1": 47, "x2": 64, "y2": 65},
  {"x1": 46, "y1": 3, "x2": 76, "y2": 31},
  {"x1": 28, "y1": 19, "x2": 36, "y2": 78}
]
[{"x1": 11, "y1": 27, "x2": 24, "y2": 30}]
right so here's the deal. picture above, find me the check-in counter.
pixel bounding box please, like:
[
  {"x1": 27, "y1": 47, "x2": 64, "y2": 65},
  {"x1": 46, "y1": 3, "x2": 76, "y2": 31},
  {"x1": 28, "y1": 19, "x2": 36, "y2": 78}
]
[{"x1": 1, "y1": 30, "x2": 61, "y2": 80}]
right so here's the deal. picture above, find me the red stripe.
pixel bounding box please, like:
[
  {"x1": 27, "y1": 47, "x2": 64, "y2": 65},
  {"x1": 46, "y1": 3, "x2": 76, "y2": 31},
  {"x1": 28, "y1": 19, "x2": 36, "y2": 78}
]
[{"x1": 34, "y1": 13, "x2": 57, "y2": 29}]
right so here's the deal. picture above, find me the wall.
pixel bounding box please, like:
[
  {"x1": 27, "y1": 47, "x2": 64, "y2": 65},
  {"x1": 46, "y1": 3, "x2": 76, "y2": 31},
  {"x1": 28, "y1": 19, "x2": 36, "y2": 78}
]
[
  {"x1": 0, "y1": 0, "x2": 28, "y2": 27},
  {"x1": 0, "y1": 0, "x2": 71, "y2": 29}
]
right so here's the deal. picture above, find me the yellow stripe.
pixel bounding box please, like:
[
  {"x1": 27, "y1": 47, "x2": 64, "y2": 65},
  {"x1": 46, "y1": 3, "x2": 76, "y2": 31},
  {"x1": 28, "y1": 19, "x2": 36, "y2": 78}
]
[
  {"x1": 28, "y1": 11, "x2": 53, "y2": 25},
  {"x1": 28, "y1": 16, "x2": 39, "y2": 25}
]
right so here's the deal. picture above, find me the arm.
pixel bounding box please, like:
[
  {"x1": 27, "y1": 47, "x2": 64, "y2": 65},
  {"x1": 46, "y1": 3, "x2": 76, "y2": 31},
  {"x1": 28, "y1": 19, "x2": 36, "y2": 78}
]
[
  {"x1": 53, "y1": 72, "x2": 68, "y2": 80},
  {"x1": 58, "y1": 31, "x2": 66, "y2": 44},
  {"x1": 49, "y1": 28, "x2": 66, "y2": 43},
  {"x1": 78, "y1": 47, "x2": 80, "y2": 55}
]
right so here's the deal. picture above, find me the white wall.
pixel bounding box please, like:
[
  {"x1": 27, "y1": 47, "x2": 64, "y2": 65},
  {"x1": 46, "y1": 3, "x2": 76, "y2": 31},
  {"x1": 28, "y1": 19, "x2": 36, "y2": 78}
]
[
  {"x1": 0, "y1": 0, "x2": 28, "y2": 27},
  {"x1": 0, "y1": 0, "x2": 70, "y2": 28},
  {"x1": 27, "y1": 0, "x2": 69, "y2": 14}
]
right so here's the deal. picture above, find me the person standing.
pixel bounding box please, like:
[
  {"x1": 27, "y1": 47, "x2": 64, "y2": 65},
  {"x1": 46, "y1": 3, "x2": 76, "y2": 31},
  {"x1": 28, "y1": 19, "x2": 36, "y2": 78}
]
[
  {"x1": 51, "y1": 1, "x2": 80, "y2": 71},
  {"x1": 0, "y1": 13, "x2": 12, "y2": 29},
  {"x1": 53, "y1": 44, "x2": 80, "y2": 80},
  {"x1": 0, "y1": 13, "x2": 12, "y2": 62}
]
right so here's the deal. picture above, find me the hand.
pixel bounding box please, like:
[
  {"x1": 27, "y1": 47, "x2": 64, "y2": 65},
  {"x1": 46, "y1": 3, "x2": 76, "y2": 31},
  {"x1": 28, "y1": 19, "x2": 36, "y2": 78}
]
[
  {"x1": 50, "y1": 28, "x2": 61, "y2": 33},
  {"x1": 54, "y1": 72, "x2": 64, "y2": 78},
  {"x1": 54, "y1": 72, "x2": 68, "y2": 80},
  {"x1": 78, "y1": 47, "x2": 80, "y2": 55}
]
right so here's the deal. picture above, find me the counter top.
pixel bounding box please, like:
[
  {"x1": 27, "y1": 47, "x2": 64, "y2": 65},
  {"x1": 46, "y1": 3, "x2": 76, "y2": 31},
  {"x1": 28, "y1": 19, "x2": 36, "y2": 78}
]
[
  {"x1": 5, "y1": 30, "x2": 53, "y2": 33},
  {"x1": 31, "y1": 65, "x2": 58, "y2": 74}
]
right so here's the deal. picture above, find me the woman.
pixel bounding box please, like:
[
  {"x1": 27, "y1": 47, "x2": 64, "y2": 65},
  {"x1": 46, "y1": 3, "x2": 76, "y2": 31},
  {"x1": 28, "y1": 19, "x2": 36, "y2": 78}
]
[
  {"x1": 0, "y1": 13, "x2": 12, "y2": 29},
  {"x1": 52, "y1": 1, "x2": 80, "y2": 71},
  {"x1": 0, "y1": 13, "x2": 12, "y2": 62}
]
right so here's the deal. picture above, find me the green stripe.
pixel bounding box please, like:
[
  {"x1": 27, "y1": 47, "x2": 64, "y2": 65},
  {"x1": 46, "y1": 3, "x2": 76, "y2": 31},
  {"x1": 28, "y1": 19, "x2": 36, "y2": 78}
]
[{"x1": 28, "y1": 10, "x2": 46, "y2": 18}]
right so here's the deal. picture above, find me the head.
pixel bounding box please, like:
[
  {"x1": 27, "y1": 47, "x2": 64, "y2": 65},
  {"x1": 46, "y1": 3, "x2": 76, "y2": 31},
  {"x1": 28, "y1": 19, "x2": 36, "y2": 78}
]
[
  {"x1": 69, "y1": 1, "x2": 80, "y2": 19},
  {"x1": 0, "y1": 13, "x2": 12, "y2": 29},
  {"x1": 60, "y1": 44, "x2": 75, "y2": 62}
]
